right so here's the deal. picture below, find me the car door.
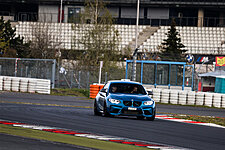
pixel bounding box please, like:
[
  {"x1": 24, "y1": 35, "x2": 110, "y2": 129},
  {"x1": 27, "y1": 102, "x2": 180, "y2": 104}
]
[{"x1": 98, "y1": 83, "x2": 109, "y2": 111}]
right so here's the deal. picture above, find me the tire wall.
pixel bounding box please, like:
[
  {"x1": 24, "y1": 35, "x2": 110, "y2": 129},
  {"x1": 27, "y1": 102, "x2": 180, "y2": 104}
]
[
  {"x1": 0, "y1": 76, "x2": 51, "y2": 94},
  {"x1": 151, "y1": 88, "x2": 225, "y2": 108}
]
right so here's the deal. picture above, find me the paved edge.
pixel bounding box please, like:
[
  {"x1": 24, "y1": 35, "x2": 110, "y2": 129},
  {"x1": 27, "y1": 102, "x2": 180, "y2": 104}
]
[
  {"x1": 0, "y1": 119, "x2": 188, "y2": 150},
  {"x1": 156, "y1": 115, "x2": 225, "y2": 129}
]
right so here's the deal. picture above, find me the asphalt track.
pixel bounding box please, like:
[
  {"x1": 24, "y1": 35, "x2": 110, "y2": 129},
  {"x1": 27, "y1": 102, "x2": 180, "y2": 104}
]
[{"x1": 0, "y1": 91, "x2": 225, "y2": 150}]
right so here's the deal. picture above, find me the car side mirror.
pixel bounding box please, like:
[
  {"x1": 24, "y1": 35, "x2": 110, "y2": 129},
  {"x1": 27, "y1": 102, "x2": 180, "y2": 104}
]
[
  {"x1": 147, "y1": 91, "x2": 153, "y2": 95},
  {"x1": 100, "y1": 88, "x2": 107, "y2": 93}
]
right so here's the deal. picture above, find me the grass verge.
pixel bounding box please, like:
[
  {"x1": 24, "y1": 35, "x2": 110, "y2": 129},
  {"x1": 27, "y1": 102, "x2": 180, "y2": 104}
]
[
  {"x1": 51, "y1": 88, "x2": 89, "y2": 98},
  {"x1": 0, "y1": 124, "x2": 149, "y2": 150}
]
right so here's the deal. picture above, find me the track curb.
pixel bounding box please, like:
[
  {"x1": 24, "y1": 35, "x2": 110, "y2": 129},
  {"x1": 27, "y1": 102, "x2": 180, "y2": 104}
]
[{"x1": 0, "y1": 119, "x2": 188, "y2": 150}]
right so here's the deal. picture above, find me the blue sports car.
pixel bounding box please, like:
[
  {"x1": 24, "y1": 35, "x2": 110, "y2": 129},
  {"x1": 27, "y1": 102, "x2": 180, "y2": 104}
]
[{"x1": 94, "y1": 80, "x2": 156, "y2": 121}]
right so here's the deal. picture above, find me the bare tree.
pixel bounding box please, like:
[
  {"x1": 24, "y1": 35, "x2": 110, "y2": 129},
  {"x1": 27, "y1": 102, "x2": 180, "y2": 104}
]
[
  {"x1": 70, "y1": 0, "x2": 124, "y2": 71},
  {"x1": 29, "y1": 22, "x2": 62, "y2": 59}
]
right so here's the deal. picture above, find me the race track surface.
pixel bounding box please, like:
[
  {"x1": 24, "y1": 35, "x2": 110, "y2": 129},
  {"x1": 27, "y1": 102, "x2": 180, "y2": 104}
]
[{"x1": 0, "y1": 92, "x2": 225, "y2": 150}]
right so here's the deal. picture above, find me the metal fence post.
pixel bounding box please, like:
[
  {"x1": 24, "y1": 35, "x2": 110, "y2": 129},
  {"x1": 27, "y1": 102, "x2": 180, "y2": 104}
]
[
  {"x1": 52, "y1": 59, "x2": 56, "y2": 89},
  {"x1": 78, "y1": 71, "x2": 81, "y2": 89},
  {"x1": 105, "y1": 72, "x2": 107, "y2": 83},
  {"x1": 70, "y1": 70, "x2": 73, "y2": 88},
  {"x1": 26, "y1": 66, "x2": 28, "y2": 77},
  {"x1": 87, "y1": 71, "x2": 89, "y2": 89}
]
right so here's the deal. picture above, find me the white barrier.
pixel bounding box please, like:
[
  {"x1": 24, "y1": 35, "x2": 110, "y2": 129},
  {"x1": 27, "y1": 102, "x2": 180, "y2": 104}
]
[
  {"x1": 187, "y1": 91, "x2": 195, "y2": 105},
  {"x1": 221, "y1": 94, "x2": 225, "y2": 108},
  {"x1": 11, "y1": 77, "x2": 20, "y2": 92},
  {"x1": 150, "y1": 88, "x2": 224, "y2": 108},
  {"x1": 178, "y1": 91, "x2": 187, "y2": 105},
  {"x1": 213, "y1": 93, "x2": 221, "y2": 108},
  {"x1": 0, "y1": 76, "x2": 51, "y2": 94},
  {"x1": 195, "y1": 92, "x2": 205, "y2": 106},
  {"x1": 170, "y1": 90, "x2": 179, "y2": 104},
  {"x1": 28, "y1": 79, "x2": 36, "y2": 93},
  {"x1": 35, "y1": 79, "x2": 51, "y2": 94},
  {"x1": 152, "y1": 88, "x2": 161, "y2": 102},
  {"x1": 161, "y1": 89, "x2": 170, "y2": 103},
  {"x1": 0, "y1": 76, "x2": 3, "y2": 91},
  {"x1": 204, "y1": 93, "x2": 213, "y2": 107},
  {"x1": 3, "y1": 76, "x2": 12, "y2": 91},
  {"x1": 20, "y1": 78, "x2": 29, "y2": 92}
]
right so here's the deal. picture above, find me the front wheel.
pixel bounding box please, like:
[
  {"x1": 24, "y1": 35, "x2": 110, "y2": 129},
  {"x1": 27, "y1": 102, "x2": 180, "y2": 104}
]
[
  {"x1": 102, "y1": 101, "x2": 110, "y2": 117},
  {"x1": 94, "y1": 100, "x2": 101, "y2": 116}
]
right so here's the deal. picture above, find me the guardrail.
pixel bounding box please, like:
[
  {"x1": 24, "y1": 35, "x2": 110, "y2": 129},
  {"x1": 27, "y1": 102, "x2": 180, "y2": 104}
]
[
  {"x1": 152, "y1": 88, "x2": 225, "y2": 108},
  {"x1": 0, "y1": 76, "x2": 51, "y2": 94}
]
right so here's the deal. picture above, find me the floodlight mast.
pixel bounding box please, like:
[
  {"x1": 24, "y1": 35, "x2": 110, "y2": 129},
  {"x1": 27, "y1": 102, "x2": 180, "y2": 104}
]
[{"x1": 132, "y1": 0, "x2": 140, "y2": 81}]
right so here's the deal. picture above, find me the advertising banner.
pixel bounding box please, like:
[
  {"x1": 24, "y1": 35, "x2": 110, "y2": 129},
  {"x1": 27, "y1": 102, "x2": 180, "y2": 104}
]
[{"x1": 216, "y1": 57, "x2": 225, "y2": 66}]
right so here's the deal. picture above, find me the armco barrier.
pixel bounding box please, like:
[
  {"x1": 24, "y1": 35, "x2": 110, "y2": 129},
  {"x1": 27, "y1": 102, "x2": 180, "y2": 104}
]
[
  {"x1": 0, "y1": 76, "x2": 51, "y2": 94},
  {"x1": 151, "y1": 88, "x2": 225, "y2": 108}
]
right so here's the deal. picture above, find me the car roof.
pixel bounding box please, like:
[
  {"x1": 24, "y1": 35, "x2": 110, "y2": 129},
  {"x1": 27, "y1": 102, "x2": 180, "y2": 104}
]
[{"x1": 107, "y1": 80, "x2": 142, "y2": 85}]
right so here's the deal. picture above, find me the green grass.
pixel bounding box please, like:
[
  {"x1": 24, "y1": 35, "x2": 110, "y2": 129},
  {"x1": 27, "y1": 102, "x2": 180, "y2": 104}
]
[
  {"x1": 51, "y1": 88, "x2": 90, "y2": 98},
  {"x1": 0, "y1": 124, "x2": 149, "y2": 150}
]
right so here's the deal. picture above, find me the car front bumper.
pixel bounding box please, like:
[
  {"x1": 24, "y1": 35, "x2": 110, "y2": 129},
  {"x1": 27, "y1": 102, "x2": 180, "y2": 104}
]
[{"x1": 108, "y1": 104, "x2": 155, "y2": 117}]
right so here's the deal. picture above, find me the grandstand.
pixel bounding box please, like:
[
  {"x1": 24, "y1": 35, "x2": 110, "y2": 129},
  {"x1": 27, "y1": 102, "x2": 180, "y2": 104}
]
[
  {"x1": 15, "y1": 22, "x2": 225, "y2": 56},
  {"x1": 1, "y1": 0, "x2": 225, "y2": 57}
]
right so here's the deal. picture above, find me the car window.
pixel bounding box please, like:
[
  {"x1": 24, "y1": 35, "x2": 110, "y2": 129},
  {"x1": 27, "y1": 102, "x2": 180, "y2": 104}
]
[
  {"x1": 101, "y1": 83, "x2": 109, "y2": 92},
  {"x1": 109, "y1": 83, "x2": 147, "y2": 95}
]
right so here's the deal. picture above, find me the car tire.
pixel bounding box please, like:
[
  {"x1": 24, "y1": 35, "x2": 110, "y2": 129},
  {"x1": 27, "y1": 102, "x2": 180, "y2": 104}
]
[
  {"x1": 94, "y1": 100, "x2": 101, "y2": 116},
  {"x1": 137, "y1": 116, "x2": 145, "y2": 120},
  {"x1": 102, "y1": 101, "x2": 110, "y2": 117}
]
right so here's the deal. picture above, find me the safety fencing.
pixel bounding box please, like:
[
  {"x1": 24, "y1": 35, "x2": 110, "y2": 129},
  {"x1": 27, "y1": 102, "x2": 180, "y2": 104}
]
[
  {"x1": 0, "y1": 76, "x2": 51, "y2": 94},
  {"x1": 152, "y1": 88, "x2": 225, "y2": 108}
]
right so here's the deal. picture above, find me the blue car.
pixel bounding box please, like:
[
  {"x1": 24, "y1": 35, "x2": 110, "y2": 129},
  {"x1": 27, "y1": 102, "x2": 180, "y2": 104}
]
[{"x1": 94, "y1": 80, "x2": 156, "y2": 121}]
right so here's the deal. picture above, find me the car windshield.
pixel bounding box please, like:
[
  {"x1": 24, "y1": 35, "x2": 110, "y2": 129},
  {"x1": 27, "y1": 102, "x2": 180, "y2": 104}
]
[{"x1": 109, "y1": 83, "x2": 147, "y2": 95}]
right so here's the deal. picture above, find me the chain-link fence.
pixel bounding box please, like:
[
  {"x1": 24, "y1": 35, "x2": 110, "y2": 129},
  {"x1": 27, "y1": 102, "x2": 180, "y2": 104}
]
[
  {"x1": 0, "y1": 57, "x2": 56, "y2": 88},
  {"x1": 55, "y1": 63, "x2": 127, "y2": 89},
  {"x1": 0, "y1": 57, "x2": 126, "y2": 89}
]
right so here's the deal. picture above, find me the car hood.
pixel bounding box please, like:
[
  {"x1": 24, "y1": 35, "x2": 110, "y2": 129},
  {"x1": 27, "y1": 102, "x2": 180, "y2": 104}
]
[{"x1": 108, "y1": 93, "x2": 152, "y2": 101}]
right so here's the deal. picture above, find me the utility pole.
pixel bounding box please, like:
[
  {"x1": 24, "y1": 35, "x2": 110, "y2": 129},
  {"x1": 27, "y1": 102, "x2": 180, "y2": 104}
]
[{"x1": 132, "y1": 0, "x2": 140, "y2": 81}]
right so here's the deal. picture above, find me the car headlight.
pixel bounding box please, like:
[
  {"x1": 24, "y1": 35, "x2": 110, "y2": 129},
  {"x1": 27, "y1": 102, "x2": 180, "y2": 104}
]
[
  {"x1": 143, "y1": 101, "x2": 154, "y2": 105},
  {"x1": 108, "y1": 99, "x2": 121, "y2": 104}
]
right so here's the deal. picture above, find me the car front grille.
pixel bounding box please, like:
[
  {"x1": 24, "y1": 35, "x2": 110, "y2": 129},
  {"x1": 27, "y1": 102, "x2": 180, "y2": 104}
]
[
  {"x1": 122, "y1": 110, "x2": 143, "y2": 115},
  {"x1": 123, "y1": 101, "x2": 142, "y2": 107}
]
